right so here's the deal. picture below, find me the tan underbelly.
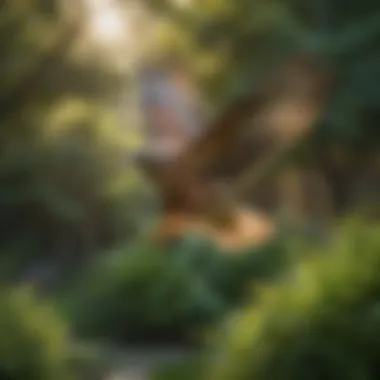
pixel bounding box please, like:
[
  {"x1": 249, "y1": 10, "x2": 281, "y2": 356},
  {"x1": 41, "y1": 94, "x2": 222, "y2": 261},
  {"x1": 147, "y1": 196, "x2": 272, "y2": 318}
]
[{"x1": 152, "y1": 208, "x2": 275, "y2": 252}]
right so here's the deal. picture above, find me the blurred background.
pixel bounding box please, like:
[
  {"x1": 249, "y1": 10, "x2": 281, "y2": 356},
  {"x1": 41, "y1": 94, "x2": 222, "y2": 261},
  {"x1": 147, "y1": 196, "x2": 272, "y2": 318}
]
[{"x1": 0, "y1": 0, "x2": 379, "y2": 379}]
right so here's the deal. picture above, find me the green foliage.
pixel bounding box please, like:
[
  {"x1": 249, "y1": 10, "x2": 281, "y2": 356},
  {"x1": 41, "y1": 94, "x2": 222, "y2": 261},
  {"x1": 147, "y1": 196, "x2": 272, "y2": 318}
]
[
  {"x1": 205, "y1": 221, "x2": 380, "y2": 380},
  {"x1": 0, "y1": 0, "x2": 150, "y2": 277},
  {"x1": 60, "y1": 234, "x2": 289, "y2": 344},
  {"x1": 0, "y1": 286, "x2": 76, "y2": 380}
]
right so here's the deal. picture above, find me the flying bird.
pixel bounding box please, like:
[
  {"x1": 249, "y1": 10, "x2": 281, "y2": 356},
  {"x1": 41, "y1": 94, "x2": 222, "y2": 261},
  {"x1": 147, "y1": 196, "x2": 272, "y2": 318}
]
[{"x1": 136, "y1": 54, "x2": 331, "y2": 251}]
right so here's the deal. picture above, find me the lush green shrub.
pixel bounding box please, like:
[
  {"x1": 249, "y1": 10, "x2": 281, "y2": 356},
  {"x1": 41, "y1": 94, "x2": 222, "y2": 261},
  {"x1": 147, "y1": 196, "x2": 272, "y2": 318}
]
[
  {"x1": 61, "y1": 232, "x2": 289, "y2": 344},
  {"x1": 206, "y1": 221, "x2": 380, "y2": 380},
  {"x1": 0, "y1": 286, "x2": 76, "y2": 380}
]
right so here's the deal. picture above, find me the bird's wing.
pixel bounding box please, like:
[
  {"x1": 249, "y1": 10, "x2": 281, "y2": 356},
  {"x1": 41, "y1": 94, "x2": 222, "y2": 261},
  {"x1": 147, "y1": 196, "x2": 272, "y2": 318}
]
[{"x1": 171, "y1": 54, "x2": 332, "y2": 186}]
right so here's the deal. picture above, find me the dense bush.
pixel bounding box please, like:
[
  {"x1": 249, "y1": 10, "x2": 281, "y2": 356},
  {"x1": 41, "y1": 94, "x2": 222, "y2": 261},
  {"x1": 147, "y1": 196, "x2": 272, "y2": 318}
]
[
  {"x1": 0, "y1": 286, "x2": 76, "y2": 380},
  {"x1": 205, "y1": 221, "x2": 380, "y2": 380},
  {"x1": 60, "y1": 232, "x2": 289, "y2": 344}
]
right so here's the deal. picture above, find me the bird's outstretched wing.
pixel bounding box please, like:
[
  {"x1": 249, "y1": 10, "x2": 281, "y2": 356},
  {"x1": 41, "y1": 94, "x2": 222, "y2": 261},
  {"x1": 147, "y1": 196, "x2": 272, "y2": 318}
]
[
  {"x1": 173, "y1": 54, "x2": 332, "y2": 182},
  {"x1": 155, "y1": 55, "x2": 331, "y2": 211}
]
